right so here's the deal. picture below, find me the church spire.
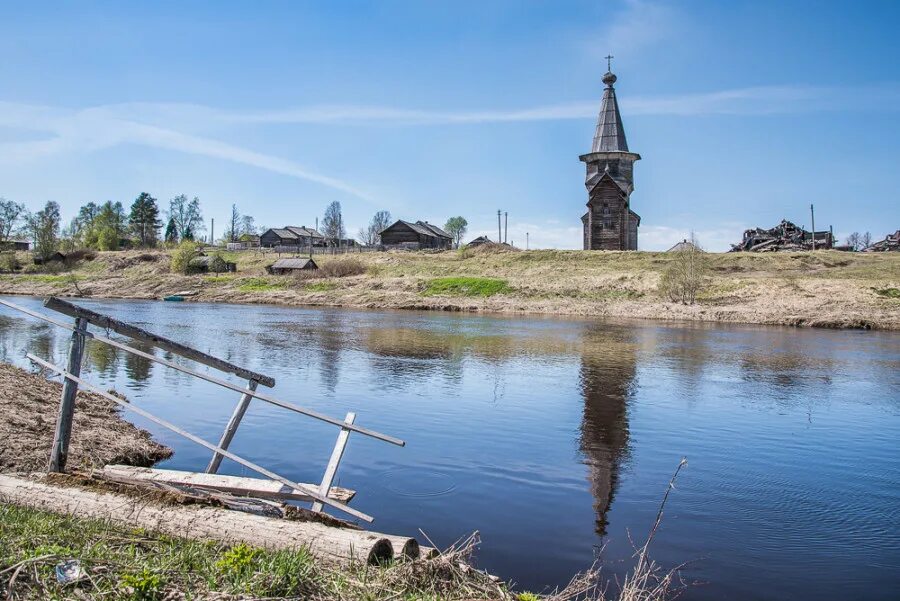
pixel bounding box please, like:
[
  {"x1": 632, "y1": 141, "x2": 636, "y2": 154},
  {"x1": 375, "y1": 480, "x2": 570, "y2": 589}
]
[{"x1": 591, "y1": 60, "x2": 629, "y2": 153}]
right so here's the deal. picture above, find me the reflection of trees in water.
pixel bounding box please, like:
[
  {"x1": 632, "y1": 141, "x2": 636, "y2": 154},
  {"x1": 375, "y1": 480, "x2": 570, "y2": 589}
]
[
  {"x1": 123, "y1": 340, "x2": 154, "y2": 387},
  {"x1": 318, "y1": 312, "x2": 345, "y2": 393},
  {"x1": 84, "y1": 339, "x2": 119, "y2": 378},
  {"x1": 578, "y1": 324, "x2": 635, "y2": 537}
]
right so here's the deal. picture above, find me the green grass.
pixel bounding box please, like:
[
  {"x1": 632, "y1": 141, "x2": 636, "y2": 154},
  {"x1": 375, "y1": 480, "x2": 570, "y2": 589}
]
[
  {"x1": 874, "y1": 287, "x2": 900, "y2": 298},
  {"x1": 423, "y1": 277, "x2": 512, "y2": 297},
  {"x1": 305, "y1": 281, "x2": 337, "y2": 292},
  {"x1": 237, "y1": 278, "x2": 286, "y2": 292}
]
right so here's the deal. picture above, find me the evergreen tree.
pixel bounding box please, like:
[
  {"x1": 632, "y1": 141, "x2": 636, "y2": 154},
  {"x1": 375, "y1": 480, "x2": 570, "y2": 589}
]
[
  {"x1": 129, "y1": 192, "x2": 162, "y2": 247},
  {"x1": 164, "y1": 217, "x2": 178, "y2": 244}
]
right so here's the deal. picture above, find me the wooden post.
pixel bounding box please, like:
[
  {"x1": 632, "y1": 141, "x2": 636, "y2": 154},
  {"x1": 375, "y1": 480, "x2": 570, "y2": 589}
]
[
  {"x1": 312, "y1": 412, "x2": 356, "y2": 513},
  {"x1": 207, "y1": 379, "x2": 259, "y2": 474},
  {"x1": 48, "y1": 317, "x2": 87, "y2": 472}
]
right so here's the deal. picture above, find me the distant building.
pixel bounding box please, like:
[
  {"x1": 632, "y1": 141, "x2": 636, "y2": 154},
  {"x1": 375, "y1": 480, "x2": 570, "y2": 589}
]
[
  {"x1": 267, "y1": 257, "x2": 319, "y2": 275},
  {"x1": 260, "y1": 226, "x2": 325, "y2": 248},
  {"x1": 467, "y1": 236, "x2": 493, "y2": 247},
  {"x1": 379, "y1": 220, "x2": 453, "y2": 250},
  {"x1": 666, "y1": 239, "x2": 702, "y2": 253},
  {"x1": 1, "y1": 240, "x2": 30, "y2": 251},
  {"x1": 580, "y1": 62, "x2": 641, "y2": 251}
]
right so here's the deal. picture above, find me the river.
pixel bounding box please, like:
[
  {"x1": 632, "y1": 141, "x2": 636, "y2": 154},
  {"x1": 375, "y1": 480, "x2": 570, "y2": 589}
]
[{"x1": 1, "y1": 296, "x2": 898, "y2": 600}]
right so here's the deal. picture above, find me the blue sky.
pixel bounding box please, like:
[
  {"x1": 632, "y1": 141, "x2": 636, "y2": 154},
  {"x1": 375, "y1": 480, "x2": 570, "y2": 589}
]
[{"x1": 1, "y1": 0, "x2": 899, "y2": 250}]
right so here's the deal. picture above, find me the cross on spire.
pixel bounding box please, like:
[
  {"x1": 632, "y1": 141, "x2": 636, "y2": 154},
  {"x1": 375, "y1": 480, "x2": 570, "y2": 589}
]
[{"x1": 605, "y1": 54, "x2": 614, "y2": 72}]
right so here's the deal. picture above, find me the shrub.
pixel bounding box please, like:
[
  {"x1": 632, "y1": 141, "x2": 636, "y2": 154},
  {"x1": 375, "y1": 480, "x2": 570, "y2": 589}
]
[
  {"x1": 0, "y1": 252, "x2": 20, "y2": 272},
  {"x1": 659, "y1": 238, "x2": 708, "y2": 304},
  {"x1": 170, "y1": 241, "x2": 201, "y2": 275},
  {"x1": 319, "y1": 257, "x2": 366, "y2": 278},
  {"x1": 208, "y1": 252, "x2": 228, "y2": 274}
]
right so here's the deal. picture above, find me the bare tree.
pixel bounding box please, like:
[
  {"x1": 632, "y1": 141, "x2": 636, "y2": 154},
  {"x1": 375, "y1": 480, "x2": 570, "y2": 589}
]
[
  {"x1": 659, "y1": 233, "x2": 707, "y2": 304},
  {"x1": 168, "y1": 195, "x2": 205, "y2": 241},
  {"x1": 239, "y1": 214, "x2": 256, "y2": 237},
  {"x1": 0, "y1": 198, "x2": 25, "y2": 242},
  {"x1": 24, "y1": 201, "x2": 61, "y2": 260},
  {"x1": 322, "y1": 201, "x2": 345, "y2": 244},
  {"x1": 846, "y1": 232, "x2": 861, "y2": 251},
  {"x1": 358, "y1": 210, "x2": 392, "y2": 246},
  {"x1": 861, "y1": 231, "x2": 872, "y2": 250}
]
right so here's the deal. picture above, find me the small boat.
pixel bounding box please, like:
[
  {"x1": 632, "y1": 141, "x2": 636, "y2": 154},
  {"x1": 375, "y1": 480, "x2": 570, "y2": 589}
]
[{"x1": 163, "y1": 295, "x2": 185, "y2": 302}]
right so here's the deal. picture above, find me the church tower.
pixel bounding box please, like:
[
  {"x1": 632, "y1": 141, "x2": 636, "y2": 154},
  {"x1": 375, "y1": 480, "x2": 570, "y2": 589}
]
[{"x1": 580, "y1": 60, "x2": 641, "y2": 250}]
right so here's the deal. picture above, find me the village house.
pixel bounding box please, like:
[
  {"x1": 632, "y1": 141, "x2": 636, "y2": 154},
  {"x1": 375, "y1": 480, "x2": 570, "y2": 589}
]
[
  {"x1": 260, "y1": 226, "x2": 326, "y2": 248},
  {"x1": 1, "y1": 240, "x2": 30, "y2": 251},
  {"x1": 267, "y1": 257, "x2": 319, "y2": 275},
  {"x1": 580, "y1": 61, "x2": 641, "y2": 251},
  {"x1": 379, "y1": 220, "x2": 453, "y2": 250}
]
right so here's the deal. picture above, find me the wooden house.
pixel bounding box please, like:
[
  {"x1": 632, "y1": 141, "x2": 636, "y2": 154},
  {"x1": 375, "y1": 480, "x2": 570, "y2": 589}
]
[
  {"x1": 379, "y1": 220, "x2": 453, "y2": 250},
  {"x1": 189, "y1": 256, "x2": 237, "y2": 273},
  {"x1": 267, "y1": 257, "x2": 319, "y2": 275},
  {"x1": 260, "y1": 226, "x2": 325, "y2": 248},
  {"x1": 1, "y1": 240, "x2": 30, "y2": 251}
]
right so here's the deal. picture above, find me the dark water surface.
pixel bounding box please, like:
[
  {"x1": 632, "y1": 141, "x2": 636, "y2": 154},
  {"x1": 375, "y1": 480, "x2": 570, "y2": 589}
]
[{"x1": 2, "y1": 296, "x2": 899, "y2": 600}]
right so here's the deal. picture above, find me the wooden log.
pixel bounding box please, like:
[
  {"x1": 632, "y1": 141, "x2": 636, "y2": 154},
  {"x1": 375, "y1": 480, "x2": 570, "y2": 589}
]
[
  {"x1": 48, "y1": 317, "x2": 87, "y2": 472},
  {"x1": 100, "y1": 465, "x2": 356, "y2": 503},
  {"x1": 43, "y1": 296, "x2": 275, "y2": 387},
  {"x1": 312, "y1": 412, "x2": 355, "y2": 513},
  {"x1": 207, "y1": 379, "x2": 259, "y2": 474},
  {"x1": 0, "y1": 474, "x2": 391, "y2": 566}
]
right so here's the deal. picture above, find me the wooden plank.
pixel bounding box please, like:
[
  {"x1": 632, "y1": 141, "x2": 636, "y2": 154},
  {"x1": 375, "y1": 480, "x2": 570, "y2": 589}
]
[
  {"x1": 26, "y1": 353, "x2": 374, "y2": 523},
  {"x1": 101, "y1": 465, "x2": 356, "y2": 503},
  {"x1": 48, "y1": 317, "x2": 87, "y2": 472},
  {"x1": 0, "y1": 298, "x2": 404, "y2": 447},
  {"x1": 207, "y1": 380, "x2": 258, "y2": 474},
  {"x1": 312, "y1": 412, "x2": 355, "y2": 513},
  {"x1": 43, "y1": 296, "x2": 275, "y2": 387}
]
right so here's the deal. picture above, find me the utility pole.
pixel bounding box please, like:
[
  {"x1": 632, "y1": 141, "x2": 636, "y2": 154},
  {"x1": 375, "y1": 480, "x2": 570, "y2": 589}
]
[
  {"x1": 810, "y1": 203, "x2": 816, "y2": 250},
  {"x1": 526, "y1": 232, "x2": 529, "y2": 250},
  {"x1": 504, "y1": 212, "x2": 508, "y2": 244},
  {"x1": 497, "y1": 210, "x2": 502, "y2": 243},
  {"x1": 210, "y1": 218, "x2": 214, "y2": 245}
]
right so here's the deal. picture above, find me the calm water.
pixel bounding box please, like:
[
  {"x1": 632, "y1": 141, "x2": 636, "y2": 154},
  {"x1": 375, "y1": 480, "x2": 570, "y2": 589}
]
[{"x1": 1, "y1": 296, "x2": 899, "y2": 600}]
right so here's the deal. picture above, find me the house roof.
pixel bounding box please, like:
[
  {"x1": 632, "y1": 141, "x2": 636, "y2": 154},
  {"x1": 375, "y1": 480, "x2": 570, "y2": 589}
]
[
  {"x1": 591, "y1": 70, "x2": 629, "y2": 153},
  {"x1": 266, "y1": 228, "x2": 300, "y2": 240},
  {"x1": 416, "y1": 221, "x2": 452, "y2": 239},
  {"x1": 286, "y1": 226, "x2": 325, "y2": 238},
  {"x1": 271, "y1": 258, "x2": 317, "y2": 269}
]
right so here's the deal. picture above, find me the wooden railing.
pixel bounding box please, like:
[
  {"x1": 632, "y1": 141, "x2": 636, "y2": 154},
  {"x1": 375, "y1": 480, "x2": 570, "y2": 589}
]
[{"x1": 0, "y1": 297, "x2": 405, "y2": 523}]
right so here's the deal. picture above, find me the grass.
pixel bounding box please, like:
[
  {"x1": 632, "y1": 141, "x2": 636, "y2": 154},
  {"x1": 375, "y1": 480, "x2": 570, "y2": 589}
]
[
  {"x1": 237, "y1": 277, "x2": 286, "y2": 292},
  {"x1": 423, "y1": 276, "x2": 511, "y2": 297},
  {"x1": 874, "y1": 287, "x2": 900, "y2": 298},
  {"x1": 305, "y1": 281, "x2": 338, "y2": 292}
]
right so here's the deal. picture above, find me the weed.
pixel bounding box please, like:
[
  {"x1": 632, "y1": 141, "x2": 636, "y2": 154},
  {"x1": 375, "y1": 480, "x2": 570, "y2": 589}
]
[
  {"x1": 874, "y1": 287, "x2": 900, "y2": 298},
  {"x1": 120, "y1": 568, "x2": 164, "y2": 600},
  {"x1": 305, "y1": 281, "x2": 337, "y2": 292},
  {"x1": 238, "y1": 278, "x2": 285, "y2": 292}
]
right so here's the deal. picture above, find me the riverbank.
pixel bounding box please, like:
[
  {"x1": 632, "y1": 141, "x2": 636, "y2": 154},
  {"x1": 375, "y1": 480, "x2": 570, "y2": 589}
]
[
  {"x1": 0, "y1": 362, "x2": 171, "y2": 472},
  {"x1": 2, "y1": 247, "x2": 898, "y2": 329}
]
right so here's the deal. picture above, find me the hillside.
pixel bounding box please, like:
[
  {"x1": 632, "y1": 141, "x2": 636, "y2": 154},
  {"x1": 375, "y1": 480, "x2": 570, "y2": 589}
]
[{"x1": 1, "y1": 247, "x2": 898, "y2": 330}]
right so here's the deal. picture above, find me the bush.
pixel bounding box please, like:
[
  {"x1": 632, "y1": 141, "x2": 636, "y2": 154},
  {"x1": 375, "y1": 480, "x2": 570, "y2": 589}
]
[
  {"x1": 319, "y1": 257, "x2": 366, "y2": 278},
  {"x1": 65, "y1": 249, "x2": 97, "y2": 263},
  {"x1": 170, "y1": 241, "x2": 201, "y2": 275},
  {"x1": 208, "y1": 252, "x2": 228, "y2": 274},
  {"x1": 0, "y1": 252, "x2": 20, "y2": 272},
  {"x1": 659, "y1": 240, "x2": 708, "y2": 304}
]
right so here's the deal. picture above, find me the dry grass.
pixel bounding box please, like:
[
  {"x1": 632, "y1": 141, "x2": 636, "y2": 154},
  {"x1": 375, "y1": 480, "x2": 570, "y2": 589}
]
[
  {"x1": 2, "y1": 248, "x2": 898, "y2": 329},
  {"x1": 0, "y1": 362, "x2": 171, "y2": 473}
]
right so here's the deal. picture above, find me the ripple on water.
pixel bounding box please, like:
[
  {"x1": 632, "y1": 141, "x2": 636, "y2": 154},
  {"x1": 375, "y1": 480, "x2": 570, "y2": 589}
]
[{"x1": 378, "y1": 467, "x2": 458, "y2": 498}]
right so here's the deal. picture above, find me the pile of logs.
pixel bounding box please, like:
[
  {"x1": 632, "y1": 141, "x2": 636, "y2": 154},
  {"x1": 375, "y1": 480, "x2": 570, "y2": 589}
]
[
  {"x1": 730, "y1": 220, "x2": 832, "y2": 252},
  {"x1": 864, "y1": 230, "x2": 900, "y2": 252}
]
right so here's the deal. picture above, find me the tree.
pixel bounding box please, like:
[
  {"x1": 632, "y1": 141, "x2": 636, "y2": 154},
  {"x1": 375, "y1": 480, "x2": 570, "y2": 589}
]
[
  {"x1": 322, "y1": 201, "x2": 345, "y2": 243},
  {"x1": 239, "y1": 214, "x2": 256, "y2": 237},
  {"x1": 129, "y1": 192, "x2": 162, "y2": 247},
  {"x1": 24, "y1": 201, "x2": 61, "y2": 260},
  {"x1": 164, "y1": 218, "x2": 178, "y2": 244},
  {"x1": 0, "y1": 198, "x2": 25, "y2": 242},
  {"x1": 358, "y1": 210, "x2": 392, "y2": 246},
  {"x1": 861, "y1": 231, "x2": 872, "y2": 250},
  {"x1": 82, "y1": 201, "x2": 127, "y2": 250},
  {"x1": 659, "y1": 233, "x2": 707, "y2": 304},
  {"x1": 444, "y1": 216, "x2": 468, "y2": 247},
  {"x1": 846, "y1": 232, "x2": 861, "y2": 251},
  {"x1": 225, "y1": 204, "x2": 241, "y2": 242},
  {"x1": 168, "y1": 195, "x2": 204, "y2": 241}
]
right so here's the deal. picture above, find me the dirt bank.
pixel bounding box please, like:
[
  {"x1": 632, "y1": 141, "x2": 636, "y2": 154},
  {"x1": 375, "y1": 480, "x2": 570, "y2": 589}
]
[
  {"x1": 0, "y1": 362, "x2": 171, "y2": 472},
  {"x1": 2, "y1": 247, "x2": 898, "y2": 330}
]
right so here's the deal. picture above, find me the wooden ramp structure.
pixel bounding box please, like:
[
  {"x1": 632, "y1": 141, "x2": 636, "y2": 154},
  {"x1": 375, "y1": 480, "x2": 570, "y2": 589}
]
[{"x1": 0, "y1": 297, "x2": 419, "y2": 562}]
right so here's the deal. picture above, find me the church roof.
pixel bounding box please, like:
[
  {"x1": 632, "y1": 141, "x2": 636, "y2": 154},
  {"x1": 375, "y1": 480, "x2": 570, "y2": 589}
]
[{"x1": 591, "y1": 71, "x2": 629, "y2": 153}]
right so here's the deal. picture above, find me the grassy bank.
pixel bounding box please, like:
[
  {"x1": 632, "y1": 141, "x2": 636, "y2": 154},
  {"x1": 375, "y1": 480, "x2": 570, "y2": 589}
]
[{"x1": 1, "y1": 247, "x2": 898, "y2": 329}]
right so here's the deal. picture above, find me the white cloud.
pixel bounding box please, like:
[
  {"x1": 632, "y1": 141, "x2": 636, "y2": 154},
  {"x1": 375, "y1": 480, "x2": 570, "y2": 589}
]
[{"x1": 598, "y1": 0, "x2": 681, "y2": 58}]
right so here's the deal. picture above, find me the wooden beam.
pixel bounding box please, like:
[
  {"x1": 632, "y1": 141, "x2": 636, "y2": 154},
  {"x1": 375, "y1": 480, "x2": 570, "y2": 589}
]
[
  {"x1": 312, "y1": 412, "x2": 355, "y2": 513},
  {"x1": 43, "y1": 296, "x2": 275, "y2": 387},
  {"x1": 48, "y1": 317, "x2": 87, "y2": 472},
  {"x1": 207, "y1": 380, "x2": 258, "y2": 474},
  {"x1": 100, "y1": 465, "x2": 356, "y2": 503},
  {"x1": 26, "y1": 353, "x2": 374, "y2": 523}
]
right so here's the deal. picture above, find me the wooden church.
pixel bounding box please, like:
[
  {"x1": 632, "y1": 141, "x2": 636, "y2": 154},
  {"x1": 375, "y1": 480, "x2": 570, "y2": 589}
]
[{"x1": 580, "y1": 61, "x2": 641, "y2": 250}]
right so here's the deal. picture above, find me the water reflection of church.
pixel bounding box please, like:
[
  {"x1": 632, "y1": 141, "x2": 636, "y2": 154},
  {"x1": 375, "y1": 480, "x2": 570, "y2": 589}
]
[{"x1": 578, "y1": 325, "x2": 635, "y2": 536}]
